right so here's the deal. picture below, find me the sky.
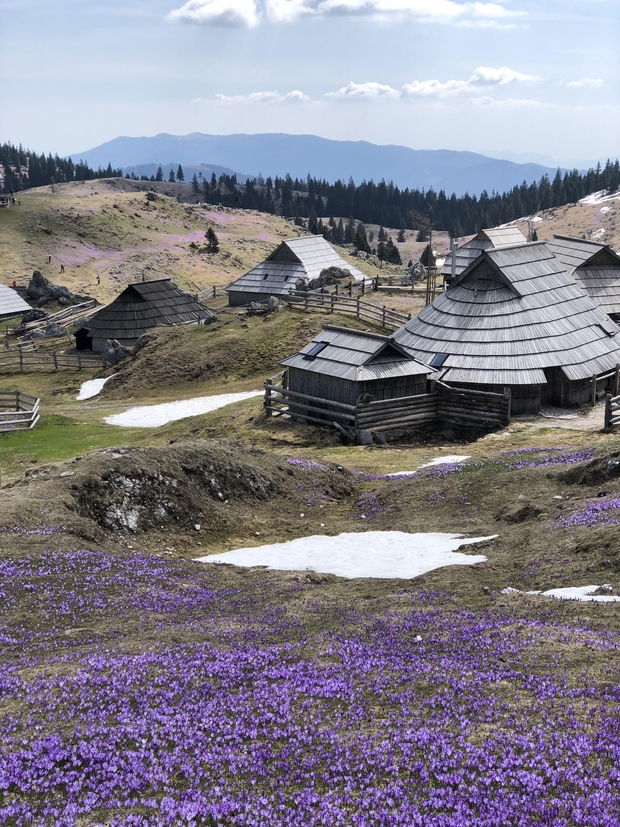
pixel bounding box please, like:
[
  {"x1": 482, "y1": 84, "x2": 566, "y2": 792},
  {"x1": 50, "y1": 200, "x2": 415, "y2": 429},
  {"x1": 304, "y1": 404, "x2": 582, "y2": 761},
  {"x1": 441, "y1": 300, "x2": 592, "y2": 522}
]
[{"x1": 0, "y1": 0, "x2": 618, "y2": 167}]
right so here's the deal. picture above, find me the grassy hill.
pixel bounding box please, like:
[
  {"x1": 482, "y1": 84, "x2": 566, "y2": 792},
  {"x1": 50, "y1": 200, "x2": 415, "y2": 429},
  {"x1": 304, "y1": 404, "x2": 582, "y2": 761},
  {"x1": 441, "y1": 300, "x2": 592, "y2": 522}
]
[{"x1": 0, "y1": 178, "x2": 417, "y2": 303}]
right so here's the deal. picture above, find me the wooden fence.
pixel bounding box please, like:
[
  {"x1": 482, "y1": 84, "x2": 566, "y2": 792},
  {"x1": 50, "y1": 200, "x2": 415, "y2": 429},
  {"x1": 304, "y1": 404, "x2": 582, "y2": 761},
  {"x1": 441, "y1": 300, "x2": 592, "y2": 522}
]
[
  {"x1": 196, "y1": 284, "x2": 229, "y2": 301},
  {"x1": 5, "y1": 300, "x2": 99, "y2": 339},
  {"x1": 605, "y1": 394, "x2": 620, "y2": 428},
  {"x1": 264, "y1": 374, "x2": 511, "y2": 438},
  {"x1": 0, "y1": 350, "x2": 105, "y2": 373},
  {"x1": 0, "y1": 391, "x2": 40, "y2": 431},
  {"x1": 286, "y1": 290, "x2": 410, "y2": 329},
  {"x1": 437, "y1": 383, "x2": 511, "y2": 429}
]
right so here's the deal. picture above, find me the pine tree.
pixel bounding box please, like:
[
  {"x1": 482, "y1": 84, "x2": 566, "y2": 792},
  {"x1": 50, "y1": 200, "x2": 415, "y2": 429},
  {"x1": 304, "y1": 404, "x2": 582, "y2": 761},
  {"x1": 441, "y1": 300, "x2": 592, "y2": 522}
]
[
  {"x1": 354, "y1": 223, "x2": 371, "y2": 254},
  {"x1": 420, "y1": 244, "x2": 436, "y2": 267},
  {"x1": 205, "y1": 226, "x2": 219, "y2": 253},
  {"x1": 177, "y1": 164, "x2": 184, "y2": 182},
  {"x1": 155, "y1": 166, "x2": 163, "y2": 182},
  {"x1": 168, "y1": 168, "x2": 176, "y2": 183},
  {"x1": 397, "y1": 228, "x2": 406, "y2": 243},
  {"x1": 191, "y1": 173, "x2": 200, "y2": 196},
  {"x1": 386, "y1": 238, "x2": 402, "y2": 265},
  {"x1": 378, "y1": 225, "x2": 387, "y2": 242}
]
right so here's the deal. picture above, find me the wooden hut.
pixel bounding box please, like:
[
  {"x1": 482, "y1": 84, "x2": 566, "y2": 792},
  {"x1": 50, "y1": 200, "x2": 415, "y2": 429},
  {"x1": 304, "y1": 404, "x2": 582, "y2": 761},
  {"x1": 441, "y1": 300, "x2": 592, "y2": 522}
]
[
  {"x1": 280, "y1": 325, "x2": 433, "y2": 411},
  {"x1": 0, "y1": 283, "x2": 31, "y2": 320},
  {"x1": 546, "y1": 235, "x2": 620, "y2": 321},
  {"x1": 226, "y1": 236, "x2": 368, "y2": 306},
  {"x1": 441, "y1": 227, "x2": 527, "y2": 285},
  {"x1": 75, "y1": 278, "x2": 214, "y2": 352},
  {"x1": 394, "y1": 241, "x2": 620, "y2": 414}
]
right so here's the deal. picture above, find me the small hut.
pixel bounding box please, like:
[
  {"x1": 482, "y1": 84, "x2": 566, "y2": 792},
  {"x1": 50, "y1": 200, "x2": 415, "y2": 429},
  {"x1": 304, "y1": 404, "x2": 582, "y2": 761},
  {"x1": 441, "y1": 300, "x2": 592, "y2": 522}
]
[
  {"x1": 75, "y1": 278, "x2": 214, "y2": 352},
  {"x1": 547, "y1": 235, "x2": 620, "y2": 321},
  {"x1": 226, "y1": 236, "x2": 367, "y2": 306},
  {"x1": 0, "y1": 283, "x2": 31, "y2": 321},
  {"x1": 280, "y1": 325, "x2": 433, "y2": 410},
  {"x1": 441, "y1": 227, "x2": 527, "y2": 286},
  {"x1": 394, "y1": 241, "x2": 620, "y2": 414}
]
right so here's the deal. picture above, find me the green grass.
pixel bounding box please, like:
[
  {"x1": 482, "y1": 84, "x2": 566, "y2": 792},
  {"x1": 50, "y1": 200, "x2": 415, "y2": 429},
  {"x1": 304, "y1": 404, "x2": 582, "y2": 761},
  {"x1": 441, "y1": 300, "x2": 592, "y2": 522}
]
[{"x1": 0, "y1": 414, "x2": 142, "y2": 479}]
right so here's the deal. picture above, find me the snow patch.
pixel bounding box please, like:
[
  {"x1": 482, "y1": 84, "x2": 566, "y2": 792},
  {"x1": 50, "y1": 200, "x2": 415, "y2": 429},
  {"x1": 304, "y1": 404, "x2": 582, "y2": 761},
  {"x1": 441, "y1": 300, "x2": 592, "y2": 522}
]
[
  {"x1": 384, "y1": 455, "x2": 471, "y2": 477},
  {"x1": 77, "y1": 377, "x2": 110, "y2": 401},
  {"x1": 196, "y1": 531, "x2": 495, "y2": 579},
  {"x1": 105, "y1": 391, "x2": 263, "y2": 428},
  {"x1": 600, "y1": 206, "x2": 612, "y2": 214},
  {"x1": 501, "y1": 585, "x2": 620, "y2": 603},
  {"x1": 579, "y1": 189, "x2": 620, "y2": 206}
]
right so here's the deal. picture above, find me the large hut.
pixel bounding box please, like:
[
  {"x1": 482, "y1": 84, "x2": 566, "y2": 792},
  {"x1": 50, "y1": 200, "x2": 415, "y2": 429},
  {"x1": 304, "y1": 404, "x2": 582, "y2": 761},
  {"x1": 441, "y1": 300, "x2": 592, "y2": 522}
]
[
  {"x1": 393, "y1": 241, "x2": 620, "y2": 414},
  {"x1": 75, "y1": 278, "x2": 214, "y2": 353},
  {"x1": 546, "y1": 235, "x2": 620, "y2": 322},
  {"x1": 441, "y1": 227, "x2": 527, "y2": 286},
  {"x1": 226, "y1": 236, "x2": 367, "y2": 306},
  {"x1": 280, "y1": 325, "x2": 433, "y2": 409},
  {"x1": 0, "y1": 283, "x2": 31, "y2": 320}
]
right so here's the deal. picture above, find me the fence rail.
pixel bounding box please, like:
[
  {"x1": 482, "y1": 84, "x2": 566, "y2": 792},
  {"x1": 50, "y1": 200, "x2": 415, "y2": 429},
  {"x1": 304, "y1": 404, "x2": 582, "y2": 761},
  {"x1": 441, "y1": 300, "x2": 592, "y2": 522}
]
[
  {"x1": 196, "y1": 284, "x2": 229, "y2": 301},
  {"x1": 0, "y1": 391, "x2": 40, "y2": 430},
  {"x1": 0, "y1": 350, "x2": 105, "y2": 373},
  {"x1": 5, "y1": 299, "x2": 100, "y2": 338},
  {"x1": 264, "y1": 374, "x2": 511, "y2": 439},
  {"x1": 286, "y1": 290, "x2": 410, "y2": 329}
]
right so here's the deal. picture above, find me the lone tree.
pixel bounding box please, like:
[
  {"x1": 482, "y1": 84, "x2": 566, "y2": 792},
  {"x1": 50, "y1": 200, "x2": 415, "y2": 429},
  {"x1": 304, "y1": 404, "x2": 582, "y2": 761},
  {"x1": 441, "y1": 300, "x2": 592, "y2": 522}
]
[
  {"x1": 176, "y1": 164, "x2": 184, "y2": 182},
  {"x1": 155, "y1": 166, "x2": 163, "y2": 182},
  {"x1": 168, "y1": 168, "x2": 176, "y2": 183},
  {"x1": 205, "y1": 226, "x2": 219, "y2": 253}
]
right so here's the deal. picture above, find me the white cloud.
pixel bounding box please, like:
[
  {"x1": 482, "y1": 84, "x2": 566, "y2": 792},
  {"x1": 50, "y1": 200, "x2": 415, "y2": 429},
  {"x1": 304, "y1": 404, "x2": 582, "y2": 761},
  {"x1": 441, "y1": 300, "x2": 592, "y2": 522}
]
[
  {"x1": 469, "y1": 66, "x2": 538, "y2": 85},
  {"x1": 402, "y1": 65, "x2": 538, "y2": 98},
  {"x1": 167, "y1": 0, "x2": 259, "y2": 27},
  {"x1": 471, "y1": 96, "x2": 549, "y2": 108},
  {"x1": 325, "y1": 81, "x2": 400, "y2": 100},
  {"x1": 170, "y1": 0, "x2": 527, "y2": 25},
  {"x1": 566, "y1": 78, "x2": 605, "y2": 88},
  {"x1": 215, "y1": 89, "x2": 310, "y2": 103}
]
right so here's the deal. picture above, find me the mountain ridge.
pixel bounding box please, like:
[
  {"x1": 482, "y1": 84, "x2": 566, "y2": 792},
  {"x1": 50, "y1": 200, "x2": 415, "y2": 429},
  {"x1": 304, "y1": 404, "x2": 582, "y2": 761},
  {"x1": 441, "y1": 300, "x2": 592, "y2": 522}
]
[{"x1": 72, "y1": 132, "x2": 564, "y2": 197}]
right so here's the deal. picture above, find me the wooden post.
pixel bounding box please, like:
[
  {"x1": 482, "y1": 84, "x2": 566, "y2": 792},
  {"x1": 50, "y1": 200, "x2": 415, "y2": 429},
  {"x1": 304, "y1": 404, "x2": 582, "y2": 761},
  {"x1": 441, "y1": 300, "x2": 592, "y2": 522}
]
[
  {"x1": 605, "y1": 394, "x2": 612, "y2": 429},
  {"x1": 53, "y1": 352, "x2": 58, "y2": 371},
  {"x1": 591, "y1": 374, "x2": 597, "y2": 407},
  {"x1": 19, "y1": 349, "x2": 23, "y2": 372},
  {"x1": 615, "y1": 364, "x2": 620, "y2": 397},
  {"x1": 330, "y1": 294, "x2": 335, "y2": 314},
  {"x1": 349, "y1": 281, "x2": 352, "y2": 297},
  {"x1": 264, "y1": 381, "x2": 272, "y2": 417},
  {"x1": 77, "y1": 351, "x2": 82, "y2": 370},
  {"x1": 382, "y1": 306, "x2": 386, "y2": 327},
  {"x1": 213, "y1": 285, "x2": 216, "y2": 298},
  {"x1": 356, "y1": 297, "x2": 360, "y2": 319},
  {"x1": 504, "y1": 386, "x2": 512, "y2": 422}
]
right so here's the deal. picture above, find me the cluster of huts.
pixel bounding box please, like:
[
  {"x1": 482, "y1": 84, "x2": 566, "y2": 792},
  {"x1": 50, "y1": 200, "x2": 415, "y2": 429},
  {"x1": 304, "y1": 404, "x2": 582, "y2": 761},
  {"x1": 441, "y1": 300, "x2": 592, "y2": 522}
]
[{"x1": 3, "y1": 228, "x2": 620, "y2": 431}]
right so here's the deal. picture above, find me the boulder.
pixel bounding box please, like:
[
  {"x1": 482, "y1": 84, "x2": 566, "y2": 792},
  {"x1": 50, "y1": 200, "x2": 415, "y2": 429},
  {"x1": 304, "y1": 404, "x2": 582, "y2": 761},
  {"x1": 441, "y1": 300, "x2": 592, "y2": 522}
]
[
  {"x1": 104, "y1": 339, "x2": 131, "y2": 366},
  {"x1": 267, "y1": 296, "x2": 281, "y2": 313},
  {"x1": 21, "y1": 308, "x2": 48, "y2": 324},
  {"x1": 308, "y1": 266, "x2": 352, "y2": 290},
  {"x1": 27, "y1": 270, "x2": 55, "y2": 301},
  {"x1": 45, "y1": 322, "x2": 67, "y2": 337}
]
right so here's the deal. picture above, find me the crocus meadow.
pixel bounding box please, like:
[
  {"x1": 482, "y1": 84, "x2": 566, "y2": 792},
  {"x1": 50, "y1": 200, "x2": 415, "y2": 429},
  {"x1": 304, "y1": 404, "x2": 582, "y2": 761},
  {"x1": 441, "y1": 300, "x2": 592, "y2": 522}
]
[{"x1": 1, "y1": 548, "x2": 620, "y2": 826}]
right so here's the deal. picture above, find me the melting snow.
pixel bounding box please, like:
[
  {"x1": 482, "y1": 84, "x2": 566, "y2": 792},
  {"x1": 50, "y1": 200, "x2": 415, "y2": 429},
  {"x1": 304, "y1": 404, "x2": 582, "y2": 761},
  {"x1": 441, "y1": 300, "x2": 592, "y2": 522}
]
[
  {"x1": 579, "y1": 189, "x2": 620, "y2": 206},
  {"x1": 384, "y1": 455, "x2": 471, "y2": 477},
  {"x1": 600, "y1": 206, "x2": 612, "y2": 213},
  {"x1": 104, "y1": 391, "x2": 263, "y2": 428},
  {"x1": 76, "y1": 377, "x2": 110, "y2": 400},
  {"x1": 196, "y1": 531, "x2": 495, "y2": 579},
  {"x1": 502, "y1": 585, "x2": 620, "y2": 603}
]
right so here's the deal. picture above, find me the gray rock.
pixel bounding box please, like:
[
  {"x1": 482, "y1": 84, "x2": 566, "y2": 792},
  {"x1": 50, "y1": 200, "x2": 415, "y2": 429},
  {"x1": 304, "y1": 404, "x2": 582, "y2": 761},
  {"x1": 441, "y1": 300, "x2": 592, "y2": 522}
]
[
  {"x1": 21, "y1": 308, "x2": 48, "y2": 324},
  {"x1": 45, "y1": 322, "x2": 67, "y2": 337},
  {"x1": 358, "y1": 429, "x2": 374, "y2": 445}
]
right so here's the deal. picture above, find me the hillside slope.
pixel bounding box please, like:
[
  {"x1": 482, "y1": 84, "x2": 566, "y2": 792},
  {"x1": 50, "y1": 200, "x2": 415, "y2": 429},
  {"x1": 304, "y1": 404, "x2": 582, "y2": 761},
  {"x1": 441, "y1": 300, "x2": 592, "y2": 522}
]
[{"x1": 0, "y1": 178, "x2": 364, "y2": 300}]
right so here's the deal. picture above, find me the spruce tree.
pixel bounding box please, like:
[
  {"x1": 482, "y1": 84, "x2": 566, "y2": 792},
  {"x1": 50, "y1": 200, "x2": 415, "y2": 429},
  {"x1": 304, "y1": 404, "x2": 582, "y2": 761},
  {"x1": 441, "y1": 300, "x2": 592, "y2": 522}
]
[
  {"x1": 177, "y1": 164, "x2": 184, "y2": 182},
  {"x1": 205, "y1": 226, "x2": 219, "y2": 253},
  {"x1": 155, "y1": 166, "x2": 163, "y2": 182},
  {"x1": 168, "y1": 168, "x2": 176, "y2": 183}
]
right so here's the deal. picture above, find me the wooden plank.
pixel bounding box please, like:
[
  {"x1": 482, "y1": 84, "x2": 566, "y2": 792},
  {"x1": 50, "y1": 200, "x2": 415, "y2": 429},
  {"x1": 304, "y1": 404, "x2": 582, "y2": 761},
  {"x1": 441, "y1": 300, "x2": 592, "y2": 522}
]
[
  {"x1": 267, "y1": 398, "x2": 354, "y2": 425},
  {"x1": 264, "y1": 384, "x2": 356, "y2": 412}
]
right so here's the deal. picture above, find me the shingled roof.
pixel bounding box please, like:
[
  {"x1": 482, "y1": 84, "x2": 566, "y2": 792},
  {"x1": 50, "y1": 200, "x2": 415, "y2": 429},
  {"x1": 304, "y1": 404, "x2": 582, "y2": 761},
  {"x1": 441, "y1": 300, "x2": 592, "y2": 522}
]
[
  {"x1": 227, "y1": 236, "x2": 367, "y2": 299},
  {"x1": 76, "y1": 278, "x2": 214, "y2": 343},
  {"x1": 441, "y1": 227, "x2": 527, "y2": 282},
  {"x1": 394, "y1": 241, "x2": 620, "y2": 386},
  {"x1": 281, "y1": 325, "x2": 432, "y2": 382},
  {"x1": 546, "y1": 235, "x2": 620, "y2": 317},
  {"x1": 0, "y1": 284, "x2": 31, "y2": 319}
]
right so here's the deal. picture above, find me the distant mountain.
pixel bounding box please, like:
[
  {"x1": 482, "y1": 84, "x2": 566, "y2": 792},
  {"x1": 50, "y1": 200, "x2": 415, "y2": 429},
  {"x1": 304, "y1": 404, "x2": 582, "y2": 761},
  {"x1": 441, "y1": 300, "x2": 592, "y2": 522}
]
[
  {"x1": 120, "y1": 162, "x2": 252, "y2": 184},
  {"x1": 73, "y1": 132, "x2": 562, "y2": 197}
]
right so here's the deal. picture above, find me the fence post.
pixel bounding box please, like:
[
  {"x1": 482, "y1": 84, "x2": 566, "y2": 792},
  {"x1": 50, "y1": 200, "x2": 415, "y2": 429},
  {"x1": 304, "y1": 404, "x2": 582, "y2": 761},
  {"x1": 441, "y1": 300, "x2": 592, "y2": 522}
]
[
  {"x1": 615, "y1": 364, "x2": 620, "y2": 397},
  {"x1": 356, "y1": 297, "x2": 360, "y2": 319},
  {"x1": 382, "y1": 306, "x2": 386, "y2": 327},
  {"x1": 213, "y1": 285, "x2": 216, "y2": 298},
  {"x1": 349, "y1": 281, "x2": 352, "y2": 297},
  {"x1": 264, "y1": 381, "x2": 272, "y2": 417},
  {"x1": 77, "y1": 351, "x2": 82, "y2": 370},
  {"x1": 605, "y1": 394, "x2": 612, "y2": 429},
  {"x1": 330, "y1": 294, "x2": 334, "y2": 314},
  {"x1": 53, "y1": 352, "x2": 58, "y2": 371},
  {"x1": 19, "y1": 349, "x2": 23, "y2": 372},
  {"x1": 591, "y1": 374, "x2": 597, "y2": 407},
  {"x1": 504, "y1": 386, "x2": 512, "y2": 423}
]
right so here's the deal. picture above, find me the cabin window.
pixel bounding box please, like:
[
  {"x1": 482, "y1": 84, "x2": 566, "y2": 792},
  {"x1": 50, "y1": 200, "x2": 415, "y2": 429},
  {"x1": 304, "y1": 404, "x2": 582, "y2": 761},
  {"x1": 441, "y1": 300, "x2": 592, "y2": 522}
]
[
  {"x1": 305, "y1": 341, "x2": 329, "y2": 359},
  {"x1": 430, "y1": 352, "x2": 449, "y2": 368},
  {"x1": 284, "y1": 276, "x2": 289, "y2": 281},
  {"x1": 263, "y1": 274, "x2": 269, "y2": 280}
]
